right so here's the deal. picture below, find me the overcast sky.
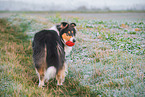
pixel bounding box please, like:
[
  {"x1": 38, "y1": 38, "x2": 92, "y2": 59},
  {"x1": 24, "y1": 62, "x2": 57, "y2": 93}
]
[
  {"x1": 0, "y1": 0, "x2": 145, "y2": 11},
  {"x1": 6, "y1": 0, "x2": 145, "y2": 5}
]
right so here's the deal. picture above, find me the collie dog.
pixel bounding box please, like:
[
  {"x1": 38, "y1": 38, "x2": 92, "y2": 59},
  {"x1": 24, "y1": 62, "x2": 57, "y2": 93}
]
[{"x1": 32, "y1": 22, "x2": 76, "y2": 87}]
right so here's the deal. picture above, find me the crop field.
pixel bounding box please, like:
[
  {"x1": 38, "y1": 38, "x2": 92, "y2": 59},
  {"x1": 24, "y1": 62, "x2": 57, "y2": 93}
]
[{"x1": 0, "y1": 12, "x2": 145, "y2": 97}]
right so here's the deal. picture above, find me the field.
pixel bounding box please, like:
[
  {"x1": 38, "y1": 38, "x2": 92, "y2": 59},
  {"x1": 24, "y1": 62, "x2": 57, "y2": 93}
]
[{"x1": 0, "y1": 12, "x2": 145, "y2": 97}]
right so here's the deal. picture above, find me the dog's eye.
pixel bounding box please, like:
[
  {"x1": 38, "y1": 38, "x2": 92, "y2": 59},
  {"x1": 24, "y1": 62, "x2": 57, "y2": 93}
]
[{"x1": 68, "y1": 31, "x2": 70, "y2": 34}]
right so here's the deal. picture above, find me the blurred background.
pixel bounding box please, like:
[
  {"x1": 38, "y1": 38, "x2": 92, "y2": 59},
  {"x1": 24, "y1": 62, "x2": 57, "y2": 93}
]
[{"x1": 0, "y1": 0, "x2": 145, "y2": 11}]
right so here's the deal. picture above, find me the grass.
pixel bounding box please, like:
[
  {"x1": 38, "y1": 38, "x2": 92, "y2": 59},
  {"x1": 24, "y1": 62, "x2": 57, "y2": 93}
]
[
  {"x1": 0, "y1": 18, "x2": 98, "y2": 97},
  {"x1": 0, "y1": 13, "x2": 145, "y2": 96}
]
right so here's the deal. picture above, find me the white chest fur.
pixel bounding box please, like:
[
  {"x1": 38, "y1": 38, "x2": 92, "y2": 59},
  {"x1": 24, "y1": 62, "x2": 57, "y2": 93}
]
[{"x1": 64, "y1": 46, "x2": 72, "y2": 56}]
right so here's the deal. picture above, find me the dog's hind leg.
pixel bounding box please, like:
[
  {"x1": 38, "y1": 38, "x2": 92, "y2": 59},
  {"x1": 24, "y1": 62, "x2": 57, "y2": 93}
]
[
  {"x1": 56, "y1": 64, "x2": 66, "y2": 85},
  {"x1": 35, "y1": 68, "x2": 45, "y2": 87}
]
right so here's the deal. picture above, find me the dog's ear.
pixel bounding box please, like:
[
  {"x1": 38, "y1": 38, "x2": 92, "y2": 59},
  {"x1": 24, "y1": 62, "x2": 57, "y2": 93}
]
[
  {"x1": 61, "y1": 22, "x2": 69, "y2": 29},
  {"x1": 70, "y1": 23, "x2": 76, "y2": 28}
]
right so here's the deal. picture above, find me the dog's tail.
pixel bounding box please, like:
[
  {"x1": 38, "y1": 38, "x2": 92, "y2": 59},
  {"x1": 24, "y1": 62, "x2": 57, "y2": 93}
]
[
  {"x1": 33, "y1": 30, "x2": 65, "y2": 73},
  {"x1": 45, "y1": 31, "x2": 65, "y2": 72}
]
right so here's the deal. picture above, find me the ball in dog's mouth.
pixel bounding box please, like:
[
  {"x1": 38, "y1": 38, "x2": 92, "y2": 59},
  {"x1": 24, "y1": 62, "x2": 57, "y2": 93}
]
[{"x1": 66, "y1": 41, "x2": 75, "y2": 46}]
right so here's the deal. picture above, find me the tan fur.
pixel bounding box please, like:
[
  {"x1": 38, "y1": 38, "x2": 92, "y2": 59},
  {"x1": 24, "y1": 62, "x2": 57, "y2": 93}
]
[
  {"x1": 62, "y1": 33, "x2": 72, "y2": 42},
  {"x1": 38, "y1": 45, "x2": 47, "y2": 75},
  {"x1": 35, "y1": 45, "x2": 48, "y2": 87},
  {"x1": 56, "y1": 64, "x2": 66, "y2": 85}
]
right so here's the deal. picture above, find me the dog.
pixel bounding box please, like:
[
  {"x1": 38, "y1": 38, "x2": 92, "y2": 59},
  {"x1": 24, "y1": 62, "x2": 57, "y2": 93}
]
[
  {"x1": 32, "y1": 22, "x2": 76, "y2": 87},
  {"x1": 49, "y1": 22, "x2": 77, "y2": 56}
]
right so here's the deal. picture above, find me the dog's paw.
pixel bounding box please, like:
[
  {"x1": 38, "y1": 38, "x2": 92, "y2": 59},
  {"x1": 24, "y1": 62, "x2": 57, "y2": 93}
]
[
  {"x1": 38, "y1": 84, "x2": 46, "y2": 88},
  {"x1": 57, "y1": 82, "x2": 63, "y2": 86},
  {"x1": 38, "y1": 82, "x2": 45, "y2": 88}
]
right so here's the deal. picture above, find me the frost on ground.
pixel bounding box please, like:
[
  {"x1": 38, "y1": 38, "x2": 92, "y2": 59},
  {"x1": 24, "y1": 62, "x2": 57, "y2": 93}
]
[{"x1": 7, "y1": 14, "x2": 145, "y2": 96}]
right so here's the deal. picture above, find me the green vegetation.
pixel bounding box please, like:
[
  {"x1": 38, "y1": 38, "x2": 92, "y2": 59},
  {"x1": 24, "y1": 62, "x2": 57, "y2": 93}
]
[
  {"x1": 0, "y1": 13, "x2": 145, "y2": 96},
  {"x1": 0, "y1": 17, "x2": 97, "y2": 97}
]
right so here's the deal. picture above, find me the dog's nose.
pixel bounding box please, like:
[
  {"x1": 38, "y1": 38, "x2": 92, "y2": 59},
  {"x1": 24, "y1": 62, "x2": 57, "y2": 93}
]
[{"x1": 73, "y1": 39, "x2": 76, "y2": 43}]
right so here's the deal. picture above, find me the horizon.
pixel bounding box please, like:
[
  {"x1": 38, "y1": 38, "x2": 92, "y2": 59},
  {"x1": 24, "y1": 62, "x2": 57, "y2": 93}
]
[{"x1": 0, "y1": 0, "x2": 145, "y2": 11}]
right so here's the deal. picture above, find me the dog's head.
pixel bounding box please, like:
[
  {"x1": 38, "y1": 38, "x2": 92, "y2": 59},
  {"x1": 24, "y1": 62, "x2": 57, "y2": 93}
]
[{"x1": 59, "y1": 22, "x2": 76, "y2": 47}]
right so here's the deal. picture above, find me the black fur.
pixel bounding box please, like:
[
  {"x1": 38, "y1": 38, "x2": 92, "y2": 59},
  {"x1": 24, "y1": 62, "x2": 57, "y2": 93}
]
[
  {"x1": 32, "y1": 22, "x2": 76, "y2": 86},
  {"x1": 56, "y1": 22, "x2": 76, "y2": 36},
  {"x1": 32, "y1": 30, "x2": 65, "y2": 74}
]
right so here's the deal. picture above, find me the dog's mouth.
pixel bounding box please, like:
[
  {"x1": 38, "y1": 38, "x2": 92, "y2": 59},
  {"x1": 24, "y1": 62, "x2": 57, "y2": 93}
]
[
  {"x1": 62, "y1": 33, "x2": 76, "y2": 47},
  {"x1": 65, "y1": 41, "x2": 75, "y2": 46},
  {"x1": 64, "y1": 39, "x2": 76, "y2": 47}
]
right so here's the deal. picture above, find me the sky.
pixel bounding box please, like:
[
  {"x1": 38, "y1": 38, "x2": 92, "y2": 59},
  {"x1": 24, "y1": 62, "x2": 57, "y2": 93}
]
[
  {"x1": 0, "y1": 0, "x2": 145, "y2": 11},
  {"x1": 7, "y1": 0, "x2": 145, "y2": 6}
]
